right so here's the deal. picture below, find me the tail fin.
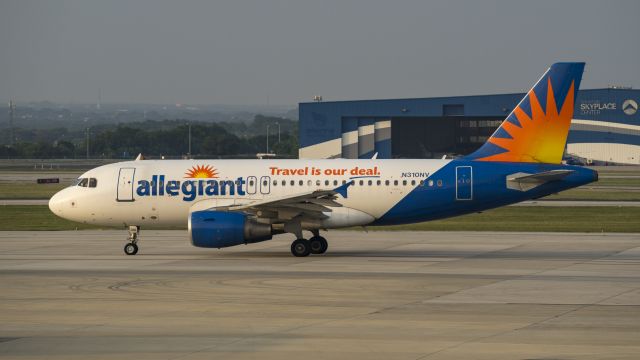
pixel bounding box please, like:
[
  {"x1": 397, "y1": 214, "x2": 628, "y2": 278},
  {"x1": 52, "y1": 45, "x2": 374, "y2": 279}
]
[{"x1": 467, "y1": 62, "x2": 585, "y2": 164}]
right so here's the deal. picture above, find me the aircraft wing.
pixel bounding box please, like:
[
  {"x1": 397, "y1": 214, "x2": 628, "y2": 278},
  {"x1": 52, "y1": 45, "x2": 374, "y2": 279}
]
[
  {"x1": 506, "y1": 169, "x2": 574, "y2": 191},
  {"x1": 213, "y1": 181, "x2": 354, "y2": 222}
]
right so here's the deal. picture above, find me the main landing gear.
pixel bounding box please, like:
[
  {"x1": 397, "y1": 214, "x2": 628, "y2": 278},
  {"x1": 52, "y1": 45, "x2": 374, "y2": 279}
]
[
  {"x1": 124, "y1": 225, "x2": 140, "y2": 255},
  {"x1": 290, "y1": 231, "x2": 328, "y2": 257}
]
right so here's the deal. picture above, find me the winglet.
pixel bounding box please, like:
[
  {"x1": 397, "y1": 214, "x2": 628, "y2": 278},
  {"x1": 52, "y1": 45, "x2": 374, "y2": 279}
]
[{"x1": 333, "y1": 180, "x2": 354, "y2": 198}]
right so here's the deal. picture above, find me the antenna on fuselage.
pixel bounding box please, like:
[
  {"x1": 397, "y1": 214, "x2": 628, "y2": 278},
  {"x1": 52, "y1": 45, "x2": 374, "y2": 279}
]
[{"x1": 135, "y1": 153, "x2": 145, "y2": 161}]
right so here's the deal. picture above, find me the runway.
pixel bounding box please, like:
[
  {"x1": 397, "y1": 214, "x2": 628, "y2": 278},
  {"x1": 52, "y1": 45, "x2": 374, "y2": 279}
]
[{"x1": 0, "y1": 230, "x2": 639, "y2": 359}]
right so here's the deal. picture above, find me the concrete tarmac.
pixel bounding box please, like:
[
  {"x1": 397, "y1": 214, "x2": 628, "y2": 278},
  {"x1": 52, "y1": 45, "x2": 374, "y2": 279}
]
[{"x1": 0, "y1": 230, "x2": 639, "y2": 359}]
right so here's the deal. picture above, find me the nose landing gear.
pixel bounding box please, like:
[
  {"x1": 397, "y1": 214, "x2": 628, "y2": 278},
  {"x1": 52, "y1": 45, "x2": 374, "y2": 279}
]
[{"x1": 124, "y1": 225, "x2": 140, "y2": 255}]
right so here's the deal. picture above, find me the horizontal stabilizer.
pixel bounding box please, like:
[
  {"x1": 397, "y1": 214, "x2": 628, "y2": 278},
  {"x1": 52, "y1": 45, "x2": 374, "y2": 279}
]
[{"x1": 506, "y1": 169, "x2": 574, "y2": 191}]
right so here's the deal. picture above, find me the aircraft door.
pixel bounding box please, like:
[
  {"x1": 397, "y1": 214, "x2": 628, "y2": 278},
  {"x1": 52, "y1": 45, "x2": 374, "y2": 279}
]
[
  {"x1": 117, "y1": 167, "x2": 136, "y2": 202},
  {"x1": 260, "y1": 176, "x2": 271, "y2": 194},
  {"x1": 455, "y1": 166, "x2": 473, "y2": 200}
]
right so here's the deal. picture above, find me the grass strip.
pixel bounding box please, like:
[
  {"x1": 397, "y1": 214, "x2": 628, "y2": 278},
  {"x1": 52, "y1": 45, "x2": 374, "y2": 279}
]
[{"x1": 1, "y1": 205, "x2": 639, "y2": 233}]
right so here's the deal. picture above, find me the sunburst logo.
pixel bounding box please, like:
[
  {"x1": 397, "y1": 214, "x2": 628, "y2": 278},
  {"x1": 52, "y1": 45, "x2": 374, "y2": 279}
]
[
  {"x1": 477, "y1": 78, "x2": 576, "y2": 164},
  {"x1": 185, "y1": 164, "x2": 219, "y2": 179}
]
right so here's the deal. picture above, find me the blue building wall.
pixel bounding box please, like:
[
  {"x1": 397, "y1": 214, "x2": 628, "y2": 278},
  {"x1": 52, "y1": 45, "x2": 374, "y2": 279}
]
[{"x1": 298, "y1": 88, "x2": 640, "y2": 164}]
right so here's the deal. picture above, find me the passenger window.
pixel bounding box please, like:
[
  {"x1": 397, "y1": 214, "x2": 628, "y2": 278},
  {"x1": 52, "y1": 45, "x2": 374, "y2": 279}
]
[
  {"x1": 333, "y1": 180, "x2": 338, "y2": 186},
  {"x1": 402, "y1": 180, "x2": 407, "y2": 186},
  {"x1": 368, "y1": 180, "x2": 372, "y2": 186},
  {"x1": 89, "y1": 178, "x2": 97, "y2": 188},
  {"x1": 342, "y1": 180, "x2": 347, "y2": 185},
  {"x1": 437, "y1": 180, "x2": 443, "y2": 187},
  {"x1": 376, "y1": 180, "x2": 381, "y2": 186},
  {"x1": 419, "y1": 180, "x2": 424, "y2": 186},
  {"x1": 249, "y1": 180, "x2": 254, "y2": 186},
  {"x1": 359, "y1": 180, "x2": 364, "y2": 186},
  {"x1": 428, "y1": 180, "x2": 434, "y2": 187},
  {"x1": 385, "y1": 180, "x2": 390, "y2": 186},
  {"x1": 299, "y1": 180, "x2": 303, "y2": 186},
  {"x1": 394, "y1": 180, "x2": 398, "y2": 186},
  {"x1": 273, "y1": 180, "x2": 277, "y2": 186},
  {"x1": 325, "y1": 180, "x2": 329, "y2": 186},
  {"x1": 282, "y1": 180, "x2": 286, "y2": 186},
  {"x1": 411, "y1": 180, "x2": 416, "y2": 186},
  {"x1": 263, "y1": 180, "x2": 268, "y2": 186},
  {"x1": 307, "y1": 180, "x2": 312, "y2": 186},
  {"x1": 316, "y1": 180, "x2": 321, "y2": 186},
  {"x1": 290, "y1": 180, "x2": 295, "y2": 186}
]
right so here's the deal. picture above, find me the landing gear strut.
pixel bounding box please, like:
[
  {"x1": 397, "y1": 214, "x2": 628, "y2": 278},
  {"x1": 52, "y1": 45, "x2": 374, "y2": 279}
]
[{"x1": 124, "y1": 225, "x2": 139, "y2": 255}]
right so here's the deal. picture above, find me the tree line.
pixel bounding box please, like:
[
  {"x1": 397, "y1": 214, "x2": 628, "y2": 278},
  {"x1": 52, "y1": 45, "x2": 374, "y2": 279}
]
[{"x1": 0, "y1": 116, "x2": 298, "y2": 159}]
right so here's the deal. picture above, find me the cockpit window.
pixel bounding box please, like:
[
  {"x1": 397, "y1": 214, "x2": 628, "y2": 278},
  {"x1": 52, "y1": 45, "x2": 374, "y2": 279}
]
[{"x1": 75, "y1": 177, "x2": 97, "y2": 188}]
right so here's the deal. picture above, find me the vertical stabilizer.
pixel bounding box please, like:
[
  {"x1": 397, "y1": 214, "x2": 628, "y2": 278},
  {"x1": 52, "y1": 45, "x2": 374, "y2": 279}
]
[{"x1": 467, "y1": 62, "x2": 585, "y2": 164}]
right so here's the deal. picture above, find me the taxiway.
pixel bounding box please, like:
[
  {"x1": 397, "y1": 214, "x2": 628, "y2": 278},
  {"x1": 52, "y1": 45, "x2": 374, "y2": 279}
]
[{"x1": 0, "y1": 230, "x2": 639, "y2": 359}]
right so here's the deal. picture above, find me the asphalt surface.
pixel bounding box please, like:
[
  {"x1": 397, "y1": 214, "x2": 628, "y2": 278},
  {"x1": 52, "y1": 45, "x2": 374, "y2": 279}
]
[{"x1": 1, "y1": 230, "x2": 639, "y2": 359}]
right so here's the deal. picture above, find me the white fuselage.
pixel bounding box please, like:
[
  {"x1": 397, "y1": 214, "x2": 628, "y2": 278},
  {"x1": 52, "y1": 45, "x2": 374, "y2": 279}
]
[{"x1": 49, "y1": 159, "x2": 451, "y2": 229}]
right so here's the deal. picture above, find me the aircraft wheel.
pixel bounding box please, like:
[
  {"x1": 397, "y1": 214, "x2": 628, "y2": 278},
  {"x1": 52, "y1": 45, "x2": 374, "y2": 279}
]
[
  {"x1": 291, "y1": 239, "x2": 311, "y2": 257},
  {"x1": 309, "y1": 236, "x2": 328, "y2": 254},
  {"x1": 124, "y1": 242, "x2": 138, "y2": 256}
]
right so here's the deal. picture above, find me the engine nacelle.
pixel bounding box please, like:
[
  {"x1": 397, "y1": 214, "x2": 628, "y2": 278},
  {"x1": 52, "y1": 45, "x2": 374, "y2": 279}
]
[{"x1": 189, "y1": 211, "x2": 272, "y2": 248}]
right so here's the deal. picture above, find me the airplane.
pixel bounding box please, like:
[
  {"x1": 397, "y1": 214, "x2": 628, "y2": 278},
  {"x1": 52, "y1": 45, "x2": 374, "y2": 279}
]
[{"x1": 49, "y1": 62, "x2": 598, "y2": 257}]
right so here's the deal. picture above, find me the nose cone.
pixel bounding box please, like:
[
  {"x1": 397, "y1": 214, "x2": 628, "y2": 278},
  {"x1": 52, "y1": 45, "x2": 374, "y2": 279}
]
[
  {"x1": 49, "y1": 188, "x2": 75, "y2": 219},
  {"x1": 49, "y1": 191, "x2": 64, "y2": 216}
]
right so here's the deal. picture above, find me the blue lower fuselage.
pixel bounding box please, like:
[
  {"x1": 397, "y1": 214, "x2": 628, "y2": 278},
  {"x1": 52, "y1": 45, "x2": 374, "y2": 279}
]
[{"x1": 374, "y1": 160, "x2": 598, "y2": 226}]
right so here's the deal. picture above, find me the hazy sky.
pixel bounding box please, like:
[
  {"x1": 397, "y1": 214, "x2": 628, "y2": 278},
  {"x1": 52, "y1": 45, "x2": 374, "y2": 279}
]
[{"x1": 1, "y1": 0, "x2": 638, "y2": 105}]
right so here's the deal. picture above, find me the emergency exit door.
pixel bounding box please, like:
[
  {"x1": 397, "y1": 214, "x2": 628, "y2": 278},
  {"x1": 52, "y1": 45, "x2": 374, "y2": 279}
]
[
  {"x1": 455, "y1": 166, "x2": 473, "y2": 200},
  {"x1": 117, "y1": 168, "x2": 136, "y2": 202}
]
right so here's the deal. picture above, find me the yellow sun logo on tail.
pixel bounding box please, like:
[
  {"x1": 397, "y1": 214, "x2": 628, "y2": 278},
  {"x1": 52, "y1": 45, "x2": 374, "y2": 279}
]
[{"x1": 185, "y1": 165, "x2": 219, "y2": 178}]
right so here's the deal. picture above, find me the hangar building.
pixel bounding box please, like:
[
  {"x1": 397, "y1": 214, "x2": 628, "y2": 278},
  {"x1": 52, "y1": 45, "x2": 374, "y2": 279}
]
[{"x1": 298, "y1": 88, "x2": 640, "y2": 164}]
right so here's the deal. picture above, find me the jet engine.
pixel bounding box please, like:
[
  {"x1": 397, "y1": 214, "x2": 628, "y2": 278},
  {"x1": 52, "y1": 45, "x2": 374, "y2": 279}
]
[{"x1": 189, "y1": 210, "x2": 272, "y2": 248}]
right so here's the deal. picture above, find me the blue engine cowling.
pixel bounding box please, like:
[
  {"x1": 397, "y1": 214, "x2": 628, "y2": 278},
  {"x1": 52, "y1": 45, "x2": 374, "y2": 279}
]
[{"x1": 189, "y1": 211, "x2": 272, "y2": 248}]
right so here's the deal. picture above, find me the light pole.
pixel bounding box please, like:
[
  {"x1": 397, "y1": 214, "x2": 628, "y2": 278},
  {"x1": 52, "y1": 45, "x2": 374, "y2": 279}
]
[
  {"x1": 276, "y1": 122, "x2": 280, "y2": 143},
  {"x1": 266, "y1": 124, "x2": 270, "y2": 153}
]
